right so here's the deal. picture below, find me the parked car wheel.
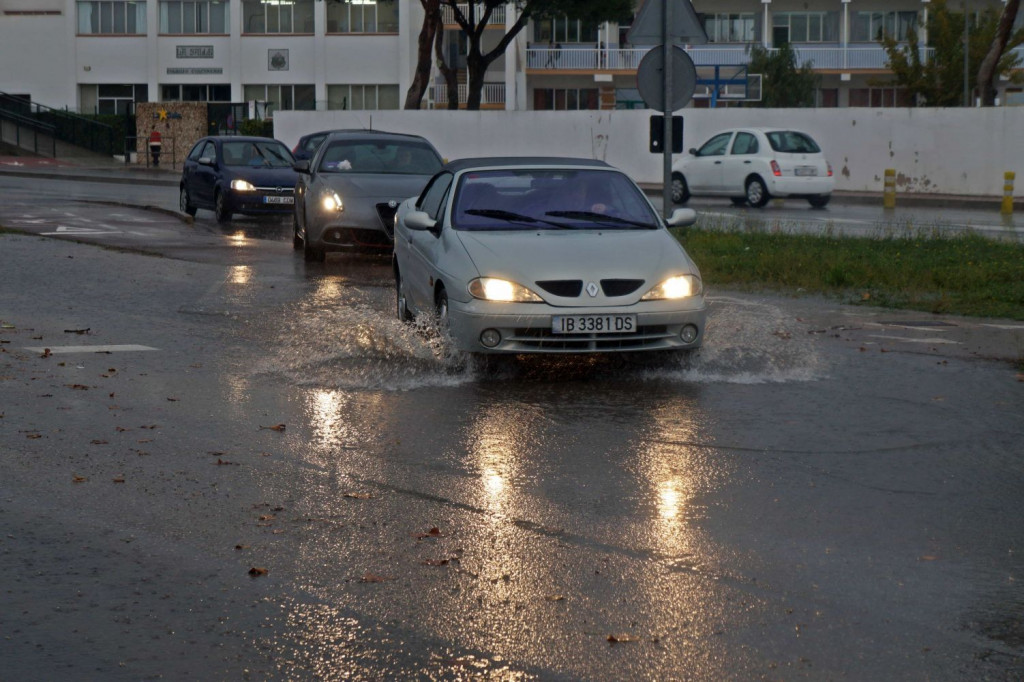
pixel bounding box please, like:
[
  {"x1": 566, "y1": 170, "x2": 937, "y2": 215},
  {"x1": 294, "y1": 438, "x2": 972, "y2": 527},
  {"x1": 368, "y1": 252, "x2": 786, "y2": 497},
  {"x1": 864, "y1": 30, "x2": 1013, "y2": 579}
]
[
  {"x1": 179, "y1": 186, "x2": 197, "y2": 217},
  {"x1": 670, "y1": 173, "x2": 690, "y2": 204},
  {"x1": 808, "y1": 194, "x2": 831, "y2": 208},
  {"x1": 745, "y1": 177, "x2": 770, "y2": 208},
  {"x1": 214, "y1": 190, "x2": 232, "y2": 223}
]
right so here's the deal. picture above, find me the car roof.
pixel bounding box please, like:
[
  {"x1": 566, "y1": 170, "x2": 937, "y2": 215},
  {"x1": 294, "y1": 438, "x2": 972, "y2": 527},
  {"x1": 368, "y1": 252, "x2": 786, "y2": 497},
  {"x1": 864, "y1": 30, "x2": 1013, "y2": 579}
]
[
  {"x1": 441, "y1": 157, "x2": 613, "y2": 173},
  {"x1": 205, "y1": 135, "x2": 284, "y2": 144},
  {"x1": 320, "y1": 129, "x2": 434, "y2": 143}
]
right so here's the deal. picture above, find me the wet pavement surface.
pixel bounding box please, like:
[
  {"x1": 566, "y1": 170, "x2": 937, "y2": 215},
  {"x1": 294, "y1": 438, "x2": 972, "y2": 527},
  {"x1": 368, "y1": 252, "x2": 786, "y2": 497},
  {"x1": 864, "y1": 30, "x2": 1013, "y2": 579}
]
[{"x1": 1, "y1": 175, "x2": 1023, "y2": 680}]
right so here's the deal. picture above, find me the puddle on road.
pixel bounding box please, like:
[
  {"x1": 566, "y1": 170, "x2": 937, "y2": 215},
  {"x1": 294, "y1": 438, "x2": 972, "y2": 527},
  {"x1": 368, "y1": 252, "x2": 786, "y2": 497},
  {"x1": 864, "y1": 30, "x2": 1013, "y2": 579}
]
[{"x1": 257, "y1": 290, "x2": 825, "y2": 391}]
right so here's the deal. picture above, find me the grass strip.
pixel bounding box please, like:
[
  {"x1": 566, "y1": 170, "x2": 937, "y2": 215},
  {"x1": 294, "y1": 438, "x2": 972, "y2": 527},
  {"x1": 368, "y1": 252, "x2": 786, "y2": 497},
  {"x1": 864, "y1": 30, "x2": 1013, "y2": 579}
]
[{"x1": 678, "y1": 226, "x2": 1024, "y2": 320}]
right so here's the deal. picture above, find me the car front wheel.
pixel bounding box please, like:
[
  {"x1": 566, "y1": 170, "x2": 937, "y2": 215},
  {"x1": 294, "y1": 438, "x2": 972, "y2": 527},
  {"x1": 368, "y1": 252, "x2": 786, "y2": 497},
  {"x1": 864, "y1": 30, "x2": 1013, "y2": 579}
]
[
  {"x1": 179, "y1": 186, "x2": 197, "y2": 217},
  {"x1": 395, "y1": 267, "x2": 412, "y2": 322},
  {"x1": 670, "y1": 173, "x2": 690, "y2": 205},
  {"x1": 808, "y1": 194, "x2": 831, "y2": 208},
  {"x1": 745, "y1": 177, "x2": 770, "y2": 208},
  {"x1": 214, "y1": 190, "x2": 232, "y2": 223}
]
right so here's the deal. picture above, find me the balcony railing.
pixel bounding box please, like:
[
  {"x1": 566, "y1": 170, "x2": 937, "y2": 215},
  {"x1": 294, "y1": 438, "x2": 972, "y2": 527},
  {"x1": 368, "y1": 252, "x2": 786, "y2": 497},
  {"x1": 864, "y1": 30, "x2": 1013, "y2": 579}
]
[
  {"x1": 526, "y1": 45, "x2": 935, "y2": 72},
  {"x1": 429, "y1": 83, "x2": 507, "y2": 107},
  {"x1": 442, "y1": 3, "x2": 505, "y2": 26}
]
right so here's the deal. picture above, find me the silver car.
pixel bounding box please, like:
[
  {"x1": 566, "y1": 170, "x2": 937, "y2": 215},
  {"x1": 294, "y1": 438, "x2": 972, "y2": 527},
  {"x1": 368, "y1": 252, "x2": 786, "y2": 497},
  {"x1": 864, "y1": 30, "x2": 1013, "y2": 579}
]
[
  {"x1": 393, "y1": 158, "x2": 707, "y2": 356},
  {"x1": 292, "y1": 130, "x2": 444, "y2": 262}
]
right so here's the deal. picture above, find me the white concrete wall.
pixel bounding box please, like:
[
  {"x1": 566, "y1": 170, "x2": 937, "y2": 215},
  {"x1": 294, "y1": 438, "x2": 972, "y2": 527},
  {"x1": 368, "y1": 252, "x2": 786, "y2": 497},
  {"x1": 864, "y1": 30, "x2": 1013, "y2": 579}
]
[{"x1": 274, "y1": 108, "x2": 1024, "y2": 196}]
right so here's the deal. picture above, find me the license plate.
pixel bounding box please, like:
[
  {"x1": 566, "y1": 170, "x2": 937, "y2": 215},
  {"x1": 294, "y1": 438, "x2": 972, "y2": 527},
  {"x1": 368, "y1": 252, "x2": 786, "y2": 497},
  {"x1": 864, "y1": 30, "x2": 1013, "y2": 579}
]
[
  {"x1": 551, "y1": 314, "x2": 637, "y2": 334},
  {"x1": 263, "y1": 195, "x2": 294, "y2": 204},
  {"x1": 794, "y1": 167, "x2": 817, "y2": 177}
]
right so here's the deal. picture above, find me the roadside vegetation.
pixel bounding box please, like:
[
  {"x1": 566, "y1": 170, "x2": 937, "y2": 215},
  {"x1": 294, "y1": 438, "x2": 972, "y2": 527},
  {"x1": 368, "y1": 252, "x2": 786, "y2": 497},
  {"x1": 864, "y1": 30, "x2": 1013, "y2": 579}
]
[{"x1": 677, "y1": 218, "x2": 1024, "y2": 321}]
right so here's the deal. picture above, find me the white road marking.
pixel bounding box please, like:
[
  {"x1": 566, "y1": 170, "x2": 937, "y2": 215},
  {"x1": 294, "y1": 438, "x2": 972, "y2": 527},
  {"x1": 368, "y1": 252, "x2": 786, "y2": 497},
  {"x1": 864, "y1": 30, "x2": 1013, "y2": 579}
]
[
  {"x1": 981, "y1": 323, "x2": 1024, "y2": 330},
  {"x1": 24, "y1": 344, "x2": 158, "y2": 354},
  {"x1": 867, "y1": 335, "x2": 961, "y2": 345},
  {"x1": 41, "y1": 225, "x2": 121, "y2": 236}
]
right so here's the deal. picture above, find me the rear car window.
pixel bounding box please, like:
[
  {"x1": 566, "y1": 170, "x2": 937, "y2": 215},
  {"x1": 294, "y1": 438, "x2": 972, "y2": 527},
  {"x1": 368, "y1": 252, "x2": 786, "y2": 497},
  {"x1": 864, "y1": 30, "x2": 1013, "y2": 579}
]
[{"x1": 766, "y1": 131, "x2": 821, "y2": 154}]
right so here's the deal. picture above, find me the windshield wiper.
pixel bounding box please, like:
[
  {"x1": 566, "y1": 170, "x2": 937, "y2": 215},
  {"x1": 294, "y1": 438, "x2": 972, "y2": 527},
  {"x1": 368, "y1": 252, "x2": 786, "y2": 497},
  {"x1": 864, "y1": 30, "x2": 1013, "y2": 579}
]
[
  {"x1": 545, "y1": 210, "x2": 655, "y2": 229},
  {"x1": 465, "y1": 209, "x2": 573, "y2": 229}
]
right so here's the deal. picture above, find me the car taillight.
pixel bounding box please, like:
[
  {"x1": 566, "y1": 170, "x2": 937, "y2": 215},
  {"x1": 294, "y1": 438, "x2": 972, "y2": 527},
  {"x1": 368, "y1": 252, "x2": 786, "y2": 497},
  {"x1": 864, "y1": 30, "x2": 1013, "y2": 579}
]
[
  {"x1": 771, "y1": 161, "x2": 782, "y2": 177},
  {"x1": 827, "y1": 163, "x2": 833, "y2": 177}
]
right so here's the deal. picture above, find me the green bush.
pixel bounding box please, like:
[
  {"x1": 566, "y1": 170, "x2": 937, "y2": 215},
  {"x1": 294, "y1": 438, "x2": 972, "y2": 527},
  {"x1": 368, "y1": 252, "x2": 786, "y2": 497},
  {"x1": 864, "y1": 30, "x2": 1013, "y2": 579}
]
[{"x1": 238, "y1": 118, "x2": 274, "y2": 137}]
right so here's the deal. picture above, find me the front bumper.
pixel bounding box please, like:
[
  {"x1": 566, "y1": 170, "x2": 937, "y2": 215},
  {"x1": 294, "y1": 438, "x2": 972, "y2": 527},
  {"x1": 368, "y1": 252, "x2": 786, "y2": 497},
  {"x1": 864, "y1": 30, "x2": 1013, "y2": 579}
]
[
  {"x1": 228, "y1": 190, "x2": 295, "y2": 215},
  {"x1": 446, "y1": 298, "x2": 708, "y2": 354},
  {"x1": 309, "y1": 202, "x2": 398, "y2": 251}
]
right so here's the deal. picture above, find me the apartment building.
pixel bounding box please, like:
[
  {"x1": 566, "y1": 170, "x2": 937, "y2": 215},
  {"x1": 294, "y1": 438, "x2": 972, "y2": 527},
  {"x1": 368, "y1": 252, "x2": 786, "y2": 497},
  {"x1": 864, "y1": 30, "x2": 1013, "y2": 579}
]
[{"x1": 0, "y1": 0, "x2": 1014, "y2": 116}]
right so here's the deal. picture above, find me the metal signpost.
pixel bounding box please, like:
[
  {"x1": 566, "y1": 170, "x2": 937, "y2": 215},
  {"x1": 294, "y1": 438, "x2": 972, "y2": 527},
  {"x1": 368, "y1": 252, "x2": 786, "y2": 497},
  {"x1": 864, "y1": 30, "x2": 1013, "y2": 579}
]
[{"x1": 627, "y1": 0, "x2": 708, "y2": 218}]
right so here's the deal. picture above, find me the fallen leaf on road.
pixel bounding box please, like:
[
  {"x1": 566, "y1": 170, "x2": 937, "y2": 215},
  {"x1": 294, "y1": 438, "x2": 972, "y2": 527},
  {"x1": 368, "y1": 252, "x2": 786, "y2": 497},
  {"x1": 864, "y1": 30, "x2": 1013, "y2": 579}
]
[
  {"x1": 67, "y1": 384, "x2": 89, "y2": 390},
  {"x1": 344, "y1": 492, "x2": 373, "y2": 499},
  {"x1": 360, "y1": 573, "x2": 391, "y2": 583},
  {"x1": 214, "y1": 458, "x2": 239, "y2": 466},
  {"x1": 248, "y1": 567, "x2": 268, "y2": 577},
  {"x1": 90, "y1": 439, "x2": 108, "y2": 445},
  {"x1": 421, "y1": 559, "x2": 450, "y2": 566},
  {"x1": 72, "y1": 475, "x2": 88, "y2": 483},
  {"x1": 413, "y1": 527, "x2": 442, "y2": 540},
  {"x1": 64, "y1": 328, "x2": 90, "y2": 335},
  {"x1": 112, "y1": 476, "x2": 125, "y2": 483},
  {"x1": 607, "y1": 634, "x2": 636, "y2": 644},
  {"x1": 40, "y1": 348, "x2": 51, "y2": 358},
  {"x1": 260, "y1": 424, "x2": 286, "y2": 432},
  {"x1": 544, "y1": 595, "x2": 566, "y2": 602},
  {"x1": 235, "y1": 544, "x2": 249, "y2": 550},
  {"x1": 26, "y1": 433, "x2": 42, "y2": 439}
]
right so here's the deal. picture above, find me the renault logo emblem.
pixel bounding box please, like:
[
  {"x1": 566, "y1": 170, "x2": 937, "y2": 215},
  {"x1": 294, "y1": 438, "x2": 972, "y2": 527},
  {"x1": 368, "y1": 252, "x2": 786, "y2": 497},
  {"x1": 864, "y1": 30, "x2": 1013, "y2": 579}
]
[{"x1": 586, "y1": 282, "x2": 599, "y2": 297}]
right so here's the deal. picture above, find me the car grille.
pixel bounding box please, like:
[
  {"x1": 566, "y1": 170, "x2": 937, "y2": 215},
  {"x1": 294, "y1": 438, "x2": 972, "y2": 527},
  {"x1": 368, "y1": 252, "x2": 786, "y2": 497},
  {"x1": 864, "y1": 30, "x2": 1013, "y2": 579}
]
[
  {"x1": 534, "y1": 279, "x2": 645, "y2": 298},
  {"x1": 375, "y1": 203, "x2": 398, "y2": 239},
  {"x1": 600, "y1": 279, "x2": 645, "y2": 297},
  {"x1": 507, "y1": 325, "x2": 671, "y2": 352},
  {"x1": 536, "y1": 280, "x2": 582, "y2": 297}
]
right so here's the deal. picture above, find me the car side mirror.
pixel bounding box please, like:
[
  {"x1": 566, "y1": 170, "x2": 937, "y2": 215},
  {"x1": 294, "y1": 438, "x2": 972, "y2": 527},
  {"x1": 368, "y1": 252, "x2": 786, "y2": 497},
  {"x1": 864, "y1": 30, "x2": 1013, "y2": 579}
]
[
  {"x1": 293, "y1": 160, "x2": 310, "y2": 174},
  {"x1": 405, "y1": 210, "x2": 437, "y2": 232},
  {"x1": 198, "y1": 156, "x2": 215, "y2": 167},
  {"x1": 688, "y1": 148, "x2": 697, "y2": 156},
  {"x1": 666, "y1": 208, "x2": 697, "y2": 227}
]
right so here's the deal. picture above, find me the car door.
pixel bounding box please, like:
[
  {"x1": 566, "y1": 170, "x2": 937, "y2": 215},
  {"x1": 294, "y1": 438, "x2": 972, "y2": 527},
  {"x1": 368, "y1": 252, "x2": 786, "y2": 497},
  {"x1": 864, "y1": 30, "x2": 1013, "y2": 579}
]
[
  {"x1": 190, "y1": 140, "x2": 219, "y2": 206},
  {"x1": 402, "y1": 172, "x2": 453, "y2": 315},
  {"x1": 720, "y1": 131, "x2": 760, "y2": 195},
  {"x1": 686, "y1": 132, "x2": 733, "y2": 193}
]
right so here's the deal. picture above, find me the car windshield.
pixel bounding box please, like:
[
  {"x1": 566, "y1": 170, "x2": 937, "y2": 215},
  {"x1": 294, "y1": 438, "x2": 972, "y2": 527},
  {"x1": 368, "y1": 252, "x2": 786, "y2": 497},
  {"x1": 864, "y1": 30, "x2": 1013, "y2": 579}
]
[
  {"x1": 451, "y1": 169, "x2": 659, "y2": 231},
  {"x1": 318, "y1": 140, "x2": 443, "y2": 174},
  {"x1": 766, "y1": 131, "x2": 821, "y2": 154},
  {"x1": 221, "y1": 141, "x2": 294, "y2": 168}
]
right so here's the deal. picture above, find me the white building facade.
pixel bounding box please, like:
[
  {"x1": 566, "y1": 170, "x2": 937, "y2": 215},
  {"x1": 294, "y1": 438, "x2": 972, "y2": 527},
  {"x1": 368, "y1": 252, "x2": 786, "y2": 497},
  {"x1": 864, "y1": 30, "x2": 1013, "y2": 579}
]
[{"x1": 0, "y1": 0, "x2": 1016, "y2": 115}]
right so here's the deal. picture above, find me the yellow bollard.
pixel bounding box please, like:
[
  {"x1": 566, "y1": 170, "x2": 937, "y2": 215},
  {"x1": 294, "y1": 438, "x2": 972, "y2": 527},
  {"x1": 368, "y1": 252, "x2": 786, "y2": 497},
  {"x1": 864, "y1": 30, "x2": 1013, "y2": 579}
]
[
  {"x1": 883, "y1": 169, "x2": 896, "y2": 209},
  {"x1": 1001, "y1": 171, "x2": 1015, "y2": 215}
]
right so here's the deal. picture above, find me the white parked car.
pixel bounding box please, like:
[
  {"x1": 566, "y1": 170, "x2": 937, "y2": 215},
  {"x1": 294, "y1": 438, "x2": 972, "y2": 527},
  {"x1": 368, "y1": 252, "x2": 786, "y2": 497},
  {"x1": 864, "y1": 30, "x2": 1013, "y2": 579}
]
[
  {"x1": 392, "y1": 157, "x2": 707, "y2": 356},
  {"x1": 672, "y1": 128, "x2": 834, "y2": 208}
]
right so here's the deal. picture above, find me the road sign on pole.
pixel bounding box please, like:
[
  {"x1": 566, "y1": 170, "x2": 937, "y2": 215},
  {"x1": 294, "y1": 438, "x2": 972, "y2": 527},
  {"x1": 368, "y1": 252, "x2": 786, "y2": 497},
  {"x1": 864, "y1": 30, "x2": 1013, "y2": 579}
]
[{"x1": 627, "y1": 0, "x2": 708, "y2": 219}]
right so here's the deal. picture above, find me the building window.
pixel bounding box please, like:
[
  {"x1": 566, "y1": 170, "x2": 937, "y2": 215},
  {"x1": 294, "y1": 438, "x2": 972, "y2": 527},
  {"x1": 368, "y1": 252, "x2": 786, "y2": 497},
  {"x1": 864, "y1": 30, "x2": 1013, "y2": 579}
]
[
  {"x1": 533, "y1": 17, "x2": 599, "y2": 44},
  {"x1": 848, "y1": 87, "x2": 913, "y2": 107},
  {"x1": 159, "y1": 1, "x2": 229, "y2": 34},
  {"x1": 703, "y1": 13, "x2": 757, "y2": 43},
  {"x1": 161, "y1": 83, "x2": 231, "y2": 101},
  {"x1": 77, "y1": 1, "x2": 146, "y2": 34},
  {"x1": 96, "y1": 83, "x2": 148, "y2": 114},
  {"x1": 327, "y1": 84, "x2": 400, "y2": 110},
  {"x1": 533, "y1": 88, "x2": 599, "y2": 110},
  {"x1": 851, "y1": 11, "x2": 917, "y2": 42},
  {"x1": 242, "y1": 0, "x2": 314, "y2": 34},
  {"x1": 772, "y1": 12, "x2": 837, "y2": 43},
  {"x1": 326, "y1": 0, "x2": 398, "y2": 33},
  {"x1": 244, "y1": 84, "x2": 316, "y2": 114}
]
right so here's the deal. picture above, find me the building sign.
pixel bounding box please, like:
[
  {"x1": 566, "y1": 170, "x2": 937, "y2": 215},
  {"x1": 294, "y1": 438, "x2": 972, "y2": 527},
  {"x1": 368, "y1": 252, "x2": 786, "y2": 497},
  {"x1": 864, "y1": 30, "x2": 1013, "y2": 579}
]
[
  {"x1": 176, "y1": 45, "x2": 214, "y2": 59},
  {"x1": 268, "y1": 49, "x2": 289, "y2": 71},
  {"x1": 166, "y1": 67, "x2": 223, "y2": 75}
]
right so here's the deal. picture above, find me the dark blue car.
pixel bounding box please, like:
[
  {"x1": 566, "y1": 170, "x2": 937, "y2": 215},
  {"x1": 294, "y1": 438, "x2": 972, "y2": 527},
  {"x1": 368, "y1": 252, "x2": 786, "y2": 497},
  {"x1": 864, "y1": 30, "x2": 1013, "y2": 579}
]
[{"x1": 179, "y1": 136, "x2": 298, "y2": 223}]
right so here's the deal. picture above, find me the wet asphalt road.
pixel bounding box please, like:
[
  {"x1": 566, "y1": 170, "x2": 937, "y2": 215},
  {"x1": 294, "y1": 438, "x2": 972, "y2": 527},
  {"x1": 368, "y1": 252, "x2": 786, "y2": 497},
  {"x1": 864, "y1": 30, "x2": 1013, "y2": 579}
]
[{"x1": 1, "y1": 177, "x2": 1023, "y2": 681}]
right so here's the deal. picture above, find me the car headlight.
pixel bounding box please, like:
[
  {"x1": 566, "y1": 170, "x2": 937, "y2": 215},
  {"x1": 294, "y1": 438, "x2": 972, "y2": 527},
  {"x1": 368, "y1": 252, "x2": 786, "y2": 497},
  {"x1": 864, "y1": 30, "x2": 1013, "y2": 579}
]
[
  {"x1": 640, "y1": 275, "x2": 702, "y2": 300},
  {"x1": 321, "y1": 190, "x2": 343, "y2": 213},
  {"x1": 230, "y1": 179, "x2": 255, "y2": 191},
  {"x1": 469, "y1": 278, "x2": 543, "y2": 302}
]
